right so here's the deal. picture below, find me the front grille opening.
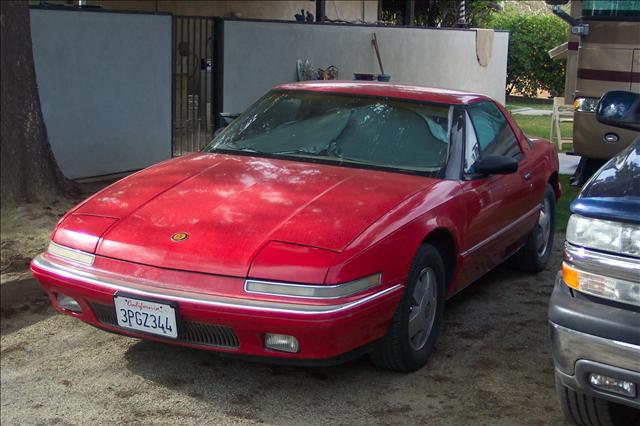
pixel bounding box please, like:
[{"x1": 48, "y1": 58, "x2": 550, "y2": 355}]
[{"x1": 90, "y1": 302, "x2": 239, "y2": 349}]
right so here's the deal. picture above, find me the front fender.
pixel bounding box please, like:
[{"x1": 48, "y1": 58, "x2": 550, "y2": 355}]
[{"x1": 325, "y1": 181, "x2": 464, "y2": 290}]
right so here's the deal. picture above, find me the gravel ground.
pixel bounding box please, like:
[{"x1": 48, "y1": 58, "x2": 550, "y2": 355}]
[{"x1": 1, "y1": 238, "x2": 568, "y2": 426}]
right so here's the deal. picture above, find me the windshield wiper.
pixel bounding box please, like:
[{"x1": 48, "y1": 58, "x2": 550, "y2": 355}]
[
  {"x1": 272, "y1": 151, "x2": 375, "y2": 167},
  {"x1": 214, "y1": 147, "x2": 262, "y2": 154},
  {"x1": 271, "y1": 148, "x2": 329, "y2": 156}
]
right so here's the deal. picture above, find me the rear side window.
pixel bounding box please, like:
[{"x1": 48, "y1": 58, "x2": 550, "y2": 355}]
[{"x1": 466, "y1": 101, "x2": 522, "y2": 164}]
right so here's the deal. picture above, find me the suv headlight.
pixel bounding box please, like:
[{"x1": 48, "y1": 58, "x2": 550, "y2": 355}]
[
  {"x1": 566, "y1": 214, "x2": 640, "y2": 258},
  {"x1": 573, "y1": 97, "x2": 599, "y2": 113}
]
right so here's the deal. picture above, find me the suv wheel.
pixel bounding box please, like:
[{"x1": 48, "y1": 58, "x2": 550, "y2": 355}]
[{"x1": 555, "y1": 375, "x2": 640, "y2": 426}]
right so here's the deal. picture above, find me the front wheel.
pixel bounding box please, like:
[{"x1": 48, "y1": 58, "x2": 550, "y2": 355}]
[
  {"x1": 511, "y1": 183, "x2": 555, "y2": 273},
  {"x1": 370, "y1": 243, "x2": 445, "y2": 372}
]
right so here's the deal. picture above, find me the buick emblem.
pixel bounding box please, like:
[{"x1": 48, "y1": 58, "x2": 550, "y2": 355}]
[{"x1": 171, "y1": 232, "x2": 189, "y2": 242}]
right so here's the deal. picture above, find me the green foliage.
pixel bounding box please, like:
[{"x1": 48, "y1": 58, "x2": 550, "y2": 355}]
[
  {"x1": 380, "y1": 0, "x2": 499, "y2": 28},
  {"x1": 488, "y1": 8, "x2": 568, "y2": 97}
]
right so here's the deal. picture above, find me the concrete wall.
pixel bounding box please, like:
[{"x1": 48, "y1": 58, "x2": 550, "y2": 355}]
[
  {"x1": 222, "y1": 21, "x2": 508, "y2": 114},
  {"x1": 89, "y1": 0, "x2": 379, "y2": 22},
  {"x1": 30, "y1": 9, "x2": 172, "y2": 179}
]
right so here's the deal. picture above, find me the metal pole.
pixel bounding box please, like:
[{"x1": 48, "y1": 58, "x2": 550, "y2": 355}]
[
  {"x1": 316, "y1": 0, "x2": 326, "y2": 22},
  {"x1": 458, "y1": 0, "x2": 468, "y2": 28},
  {"x1": 404, "y1": 0, "x2": 415, "y2": 26}
]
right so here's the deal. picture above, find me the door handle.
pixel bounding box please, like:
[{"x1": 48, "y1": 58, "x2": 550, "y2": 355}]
[{"x1": 523, "y1": 172, "x2": 533, "y2": 181}]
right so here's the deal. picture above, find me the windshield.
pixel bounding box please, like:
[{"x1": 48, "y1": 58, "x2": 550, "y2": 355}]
[
  {"x1": 582, "y1": 0, "x2": 640, "y2": 19},
  {"x1": 206, "y1": 91, "x2": 454, "y2": 176}
]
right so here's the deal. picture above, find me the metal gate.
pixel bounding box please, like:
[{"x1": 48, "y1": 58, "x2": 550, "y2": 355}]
[{"x1": 172, "y1": 16, "x2": 215, "y2": 156}]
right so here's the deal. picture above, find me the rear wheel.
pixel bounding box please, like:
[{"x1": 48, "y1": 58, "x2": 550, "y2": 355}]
[
  {"x1": 555, "y1": 375, "x2": 640, "y2": 426},
  {"x1": 370, "y1": 243, "x2": 445, "y2": 372},
  {"x1": 511, "y1": 183, "x2": 555, "y2": 273}
]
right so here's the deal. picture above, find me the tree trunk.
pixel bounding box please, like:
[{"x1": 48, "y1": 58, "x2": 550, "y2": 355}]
[{"x1": 0, "y1": 1, "x2": 76, "y2": 204}]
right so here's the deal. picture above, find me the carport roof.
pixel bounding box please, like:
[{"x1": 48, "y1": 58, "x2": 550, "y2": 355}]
[{"x1": 274, "y1": 81, "x2": 491, "y2": 105}]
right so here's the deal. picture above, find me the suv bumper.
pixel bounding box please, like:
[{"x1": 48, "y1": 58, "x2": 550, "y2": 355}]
[{"x1": 549, "y1": 272, "x2": 640, "y2": 408}]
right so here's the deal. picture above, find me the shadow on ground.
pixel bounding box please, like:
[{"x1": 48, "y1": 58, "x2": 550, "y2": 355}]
[
  {"x1": 1, "y1": 237, "x2": 568, "y2": 425},
  {"x1": 118, "y1": 239, "x2": 566, "y2": 425}
]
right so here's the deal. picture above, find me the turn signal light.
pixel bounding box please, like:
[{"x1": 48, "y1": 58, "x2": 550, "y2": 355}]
[
  {"x1": 562, "y1": 262, "x2": 579, "y2": 289},
  {"x1": 561, "y1": 262, "x2": 639, "y2": 306}
]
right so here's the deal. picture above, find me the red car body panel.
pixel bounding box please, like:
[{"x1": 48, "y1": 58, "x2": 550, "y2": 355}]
[
  {"x1": 275, "y1": 81, "x2": 489, "y2": 105},
  {"x1": 91, "y1": 154, "x2": 437, "y2": 279},
  {"x1": 31, "y1": 82, "x2": 560, "y2": 363}
]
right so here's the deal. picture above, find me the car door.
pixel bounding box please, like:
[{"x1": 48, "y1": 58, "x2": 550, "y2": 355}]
[{"x1": 456, "y1": 101, "x2": 542, "y2": 289}]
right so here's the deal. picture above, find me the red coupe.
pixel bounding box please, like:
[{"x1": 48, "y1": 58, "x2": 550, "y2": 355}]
[{"x1": 32, "y1": 82, "x2": 560, "y2": 372}]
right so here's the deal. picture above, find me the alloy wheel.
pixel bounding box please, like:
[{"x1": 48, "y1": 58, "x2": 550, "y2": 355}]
[
  {"x1": 408, "y1": 268, "x2": 437, "y2": 351},
  {"x1": 536, "y1": 198, "x2": 551, "y2": 257}
]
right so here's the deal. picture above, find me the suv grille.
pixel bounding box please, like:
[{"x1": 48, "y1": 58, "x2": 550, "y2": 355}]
[{"x1": 90, "y1": 302, "x2": 239, "y2": 349}]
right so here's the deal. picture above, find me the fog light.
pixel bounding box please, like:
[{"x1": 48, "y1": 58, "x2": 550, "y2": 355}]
[
  {"x1": 56, "y1": 293, "x2": 82, "y2": 313},
  {"x1": 589, "y1": 373, "x2": 636, "y2": 397},
  {"x1": 265, "y1": 333, "x2": 299, "y2": 353}
]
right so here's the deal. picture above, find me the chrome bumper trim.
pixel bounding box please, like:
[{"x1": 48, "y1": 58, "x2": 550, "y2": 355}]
[
  {"x1": 549, "y1": 321, "x2": 640, "y2": 375},
  {"x1": 32, "y1": 255, "x2": 402, "y2": 315},
  {"x1": 564, "y1": 242, "x2": 640, "y2": 284}
]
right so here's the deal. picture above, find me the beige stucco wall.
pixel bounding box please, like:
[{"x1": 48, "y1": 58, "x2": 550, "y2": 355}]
[
  {"x1": 89, "y1": 0, "x2": 378, "y2": 22},
  {"x1": 222, "y1": 21, "x2": 509, "y2": 113}
]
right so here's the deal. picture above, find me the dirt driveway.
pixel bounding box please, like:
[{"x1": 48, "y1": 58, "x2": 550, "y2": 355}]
[{"x1": 1, "y1": 239, "x2": 568, "y2": 425}]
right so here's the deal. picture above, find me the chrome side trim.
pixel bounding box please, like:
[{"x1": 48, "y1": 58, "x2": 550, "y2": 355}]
[
  {"x1": 244, "y1": 273, "x2": 381, "y2": 299},
  {"x1": 460, "y1": 204, "x2": 540, "y2": 257},
  {"x1": 564, "y1": 242, "x2": 640, "y2": 284},
  {"x1": 32, "y1": 255, "x2": 402, "y2": 315},
  {"x1": 549, "y1": 321, "x2": 640, "y2": 375},
  {"x1": 47, "y1": 241, "x2": 95, "y2": 266}
]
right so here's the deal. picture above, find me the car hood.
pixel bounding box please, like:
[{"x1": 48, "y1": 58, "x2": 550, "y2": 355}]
[
  {"x1": 75, "y1": 153, "x2": 438, "y2": 277},
  {"x1": 580, "y1": 139, "x2": 639, "y2": 199}
]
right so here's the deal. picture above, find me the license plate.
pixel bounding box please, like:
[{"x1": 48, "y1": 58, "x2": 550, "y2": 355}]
[{"x1": 114, "y1": 295, "x2": 178, "y2": 339}]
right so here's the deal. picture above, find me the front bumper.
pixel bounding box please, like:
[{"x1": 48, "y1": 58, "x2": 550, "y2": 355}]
[
  {"x1": 549, "y1": 272, "x2": 640, "y2": 408},
  {"x1": 31, "y1": 253, "x2": 403, "y2": 364}
]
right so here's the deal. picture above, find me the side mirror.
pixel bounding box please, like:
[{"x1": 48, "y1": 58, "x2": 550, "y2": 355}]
[
  {"x1": 475, "y1": 155, "x2": 518, "y2": 175},
  {"x1": 214, "y1": 112, "x2": 241, "y2": 137},
  {"x1": 595, "y1": 91, "x2": 640, "y2": 131},
  {"x1": 220, "y1": 112, "x2": 240, "y2": 126}
]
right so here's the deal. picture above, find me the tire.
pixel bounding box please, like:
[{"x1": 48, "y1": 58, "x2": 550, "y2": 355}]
[
  {"x1": 370, "y1": 243, "x2": 445, "y2": 372},
  {"x1": 570, "y1": 157, "x2": 606, "y2": 187},
  {"x1": 555, "y1": 375, "x2": 640, "y2": 426},
  {"x1": 511, "y1": 183, "x2": 555, "y2": 273}
]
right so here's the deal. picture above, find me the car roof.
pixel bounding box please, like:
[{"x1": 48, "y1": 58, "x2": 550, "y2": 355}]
[{"x1": 273, "y1": 81, "x2": 491, "y2": 105}]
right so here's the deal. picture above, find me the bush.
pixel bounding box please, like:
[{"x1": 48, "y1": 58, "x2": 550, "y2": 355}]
[{"x1": 488, "y1": 8, "x2": 568, "y2": 97}]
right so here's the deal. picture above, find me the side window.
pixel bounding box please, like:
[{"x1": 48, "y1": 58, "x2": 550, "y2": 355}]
[{"x1": 465, "y1": 101, "x2": 522, "y2": 173}]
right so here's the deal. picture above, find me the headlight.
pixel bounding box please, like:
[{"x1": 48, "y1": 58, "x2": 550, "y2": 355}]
[
  {"x1": 245, "y1": 273, "x2": 381, "y2": 299},
  {"x1": 566, "y1": 214, "x2": 640, "y2": 258},
  {"x1": 47, "y1": 241, "x2": 95, "y2": 265},
  {"x1": 573, "y1": 97, "x2": 599, "y2": 113}
]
